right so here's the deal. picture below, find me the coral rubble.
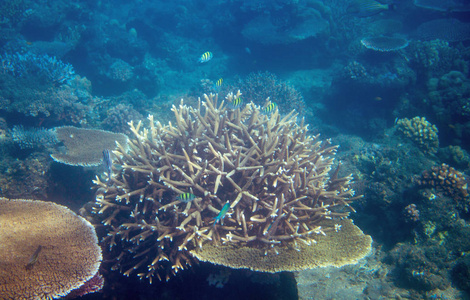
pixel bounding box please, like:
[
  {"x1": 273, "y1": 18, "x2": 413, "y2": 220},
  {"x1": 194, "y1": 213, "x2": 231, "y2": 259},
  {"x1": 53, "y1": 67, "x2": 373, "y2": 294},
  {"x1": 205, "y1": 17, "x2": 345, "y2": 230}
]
[{"x1": 92, "y1": 92, "x2": 370, "y2": 281}]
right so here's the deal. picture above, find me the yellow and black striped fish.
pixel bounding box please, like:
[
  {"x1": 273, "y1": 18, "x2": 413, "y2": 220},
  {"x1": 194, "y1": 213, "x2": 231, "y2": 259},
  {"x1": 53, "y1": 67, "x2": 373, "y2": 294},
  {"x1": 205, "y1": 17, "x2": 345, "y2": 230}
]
[
  {"x1": 198, "y1": 51, "x2": 213, "y2": 63},
  {"x1": 176, "y1": 193, "x2": 196, "y2": 202},
  {"x1": 230, "y1": 96, "x2": 243, "y2": 109},
  {"x1": 212, "y1": 78, "x2": 223, "y2": 91},
  {"x1": 263, "y1": 102, "x2": 277, "y2": 113}
]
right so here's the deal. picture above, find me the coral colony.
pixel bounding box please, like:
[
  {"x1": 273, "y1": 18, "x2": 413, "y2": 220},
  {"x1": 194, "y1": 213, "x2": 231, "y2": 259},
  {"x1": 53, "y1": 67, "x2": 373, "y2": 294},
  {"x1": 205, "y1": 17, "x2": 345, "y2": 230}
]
[
  {"x1": 92, "y1": 92, "x2": 368, "y2": 281},
  {"x1": 0, "y1": 198, "x2": 102, "y2": 300},
  {"x1": 0, "y1": 52, "x2": 75, "y2": 85}
]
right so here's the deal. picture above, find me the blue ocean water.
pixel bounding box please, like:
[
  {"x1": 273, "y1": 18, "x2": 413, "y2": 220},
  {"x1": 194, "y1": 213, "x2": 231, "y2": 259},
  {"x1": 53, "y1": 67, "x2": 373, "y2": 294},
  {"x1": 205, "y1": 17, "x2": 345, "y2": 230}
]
[{"x1": 1, "y1": 0, "x2": 470, "y2": 299}]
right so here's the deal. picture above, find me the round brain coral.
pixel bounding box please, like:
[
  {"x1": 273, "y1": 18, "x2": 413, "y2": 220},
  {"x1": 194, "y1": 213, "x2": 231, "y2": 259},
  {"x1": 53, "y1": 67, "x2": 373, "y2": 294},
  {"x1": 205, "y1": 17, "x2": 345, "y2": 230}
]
[{"x1": 92, "y1": 92, "x2": 370, "y2": 281}]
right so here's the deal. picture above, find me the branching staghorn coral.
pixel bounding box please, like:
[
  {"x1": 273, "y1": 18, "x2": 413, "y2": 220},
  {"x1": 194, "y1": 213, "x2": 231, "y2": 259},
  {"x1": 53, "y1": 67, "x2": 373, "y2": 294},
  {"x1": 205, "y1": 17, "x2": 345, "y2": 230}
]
[{"x1": 93, "y1": 92, "x2": 365, "y2": 281}]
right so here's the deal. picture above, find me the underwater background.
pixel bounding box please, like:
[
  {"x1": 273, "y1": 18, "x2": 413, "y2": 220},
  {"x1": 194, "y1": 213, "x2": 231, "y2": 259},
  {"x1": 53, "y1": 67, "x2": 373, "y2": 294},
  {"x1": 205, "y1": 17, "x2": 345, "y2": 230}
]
[{"x1": 1, "y1": 0, "x2": 470, "y2": 299}]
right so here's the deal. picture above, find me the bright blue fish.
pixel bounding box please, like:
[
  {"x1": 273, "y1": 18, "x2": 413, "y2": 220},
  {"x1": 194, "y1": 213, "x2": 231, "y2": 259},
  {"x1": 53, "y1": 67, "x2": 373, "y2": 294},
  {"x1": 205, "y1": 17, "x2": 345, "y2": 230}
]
[
  {"x1": 214, "y1": 201, "x2": 231, "y2": 224},
  {"x1": 176, "y1": 192, "x2": 196, "y2": 202},
  {"x1": 198, "y1": 51, "x2": 213, "y2": 63},
  {"x1": 102, "y1": 149, "x2": 112, "y2": 181}
]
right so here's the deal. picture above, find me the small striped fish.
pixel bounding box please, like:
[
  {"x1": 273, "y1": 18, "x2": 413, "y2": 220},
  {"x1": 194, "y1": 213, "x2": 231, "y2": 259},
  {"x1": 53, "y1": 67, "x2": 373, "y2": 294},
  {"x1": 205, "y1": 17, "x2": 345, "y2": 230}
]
[
  {"x1": 198, "y1": 51, "x2": 213, "y2": 63},
  {"x1": 176, "y1": 193, "x2": 196, "y2": 202},
  {"x1": 263, "y1": 102, "x2": 277, "y2": 113},
  {"x1": 230, "y1": 96, "x2": 243, "y2": 109}
]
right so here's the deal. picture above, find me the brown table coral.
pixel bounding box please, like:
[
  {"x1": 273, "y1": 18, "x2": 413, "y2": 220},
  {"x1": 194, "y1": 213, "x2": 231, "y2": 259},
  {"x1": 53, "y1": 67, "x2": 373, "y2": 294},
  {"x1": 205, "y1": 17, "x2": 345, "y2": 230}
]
[
  {"x1": 0, "y1": 198, "x2": 102, "y2": 300},
  {"x1": 51, "y1": 126, "x2": 128, "y2": 166},
  {"x1": 93, "y1": 92, "x2": 371, "y2": 281}
]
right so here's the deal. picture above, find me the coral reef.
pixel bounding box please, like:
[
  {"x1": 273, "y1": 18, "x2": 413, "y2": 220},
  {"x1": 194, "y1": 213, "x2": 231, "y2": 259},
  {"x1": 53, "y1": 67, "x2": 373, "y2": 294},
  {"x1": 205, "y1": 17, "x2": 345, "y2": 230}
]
[
  {"x1": 0, "y1": 75, "x2": 89, "y2": 123},
  {"x1": 192, "y1": 219, "x2": 372, "y2": 272},
  {"x1": 360, "y1": 36, "x2": 409, "y2": 52},
  {"x1": 427, "y1": 70, "x2": 470, "y2": 121},
  {"x1": 387, "y1": 243, "x2": 450, "y2": 291},
  {"x1": 241, "y1": 0, "x2": 330, "y2": 45},
  {"x1": 335, "y1": 55, "x2": 415, "y2": 95},
  {"x1": 396, "y1": 116, "x2": 439, "y2": 154},
  {"x1": 0, "y1": 0, "x2": 27, "y2": 24},
  {"x1": 415, "y1": 19, "x2": 470, "y2": 43},
  {"x1": 0, "y1": 198, "x2": 102, "y2": 300},
  {"x1": 102, "y1": 103, "x2": 144, "y2": 134},
  {"x1": 11, "y1": 125, "x2": 58, "y2": 149},
  {"x1": 414, "y1": 0, "x2": 470, "y2": 11},
  {"x1": 51, "y1": 126, "x2": 128, "y2": 166},
  {"x1": 406, "y1": 40, "x2": 464, "y2": 79},
  {"x1": 92, "y1": 92, "x2": 369, "y2": 281},
  {"x1": 236, "y1": 72, "x2": 305, "y2": 114},
  {"x1": 65, "y1": 272, "x2": 104, "y2": 298},
  {"x1": 439, "y1": 145, "x2": 470, "y2": 170},
  {"x1": 0, "y1": 153, "x2": 50, "y2": 199},
  {"x1": 107, "y1": 59, "x2": 134, "y2": 82},
  {"x1": 416, "y1": 163, "x2": 468, "y2": 202},
  {"x1": 0, "y1": 52, "x2": 75, "y2": 85},
  {"x1": 404, "y1": 203, "x2": 420, "y2": 222}
]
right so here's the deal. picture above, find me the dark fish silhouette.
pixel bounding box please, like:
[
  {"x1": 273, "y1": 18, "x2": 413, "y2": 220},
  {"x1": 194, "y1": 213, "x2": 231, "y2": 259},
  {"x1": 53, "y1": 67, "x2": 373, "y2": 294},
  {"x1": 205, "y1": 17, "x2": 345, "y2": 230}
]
[
  {"x1": 347, "y1": 0, "x2": 394, "y2": 17},
  {"x1": 102, "y1": 149, "x2": 112, "y2": 181},
  {"x1": 25, "y1": 245, "x2": 42, "y2": 270}
]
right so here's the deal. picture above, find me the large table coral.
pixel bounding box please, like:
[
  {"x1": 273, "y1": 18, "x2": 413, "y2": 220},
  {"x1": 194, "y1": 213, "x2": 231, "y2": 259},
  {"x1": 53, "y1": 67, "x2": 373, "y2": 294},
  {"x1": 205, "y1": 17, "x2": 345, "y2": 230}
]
[
  {"x1": 0, "y1": 198, "x2": 102, "y2": 300},
  {"x1": 93, "y1": 92, "x2": 370, "y2": 281}
]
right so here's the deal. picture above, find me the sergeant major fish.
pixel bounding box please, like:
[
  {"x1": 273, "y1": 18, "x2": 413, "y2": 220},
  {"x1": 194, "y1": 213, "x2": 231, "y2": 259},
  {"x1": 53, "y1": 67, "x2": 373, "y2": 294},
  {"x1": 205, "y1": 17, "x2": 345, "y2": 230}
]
[
  {"x1": 176, "y1": 192, "x2": 196, "y2": 202},
  {"x1": 198, "y1": 51, "x2": 213, "y2": 63},
  {"x1": 229, "y1": 96, "x2": 243, "y2": 109},
  {"x1": 212, "y1": 78, "x2": 223, "y2": 92},
  {"x1": 263, "y1": 102, "x2": 277, "y2": 113}
]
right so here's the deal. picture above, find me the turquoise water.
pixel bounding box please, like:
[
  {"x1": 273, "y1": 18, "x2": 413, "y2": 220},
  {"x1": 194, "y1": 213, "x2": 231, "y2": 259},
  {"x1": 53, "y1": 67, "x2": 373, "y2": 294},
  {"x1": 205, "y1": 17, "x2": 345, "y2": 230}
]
[{"x1": 0, "y1": 0, "x2": 470, "y2": 299}]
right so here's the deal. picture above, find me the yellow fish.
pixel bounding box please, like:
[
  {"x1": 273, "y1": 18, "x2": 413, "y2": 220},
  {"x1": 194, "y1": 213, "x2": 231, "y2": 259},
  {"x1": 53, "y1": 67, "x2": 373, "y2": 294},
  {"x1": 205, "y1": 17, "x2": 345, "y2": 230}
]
[
  {"x1": 176, "y1": 192, "x2": 196, "y2": 202},
  {"x1": 230, "y1": 96, "x2": 243, "y2": 109},
  {"x1": 263, "y1": 102, "x2": 277, "y2": 113},
  {"x1": 198, "y1": 51, "x2": 213, "y2": 63}
]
